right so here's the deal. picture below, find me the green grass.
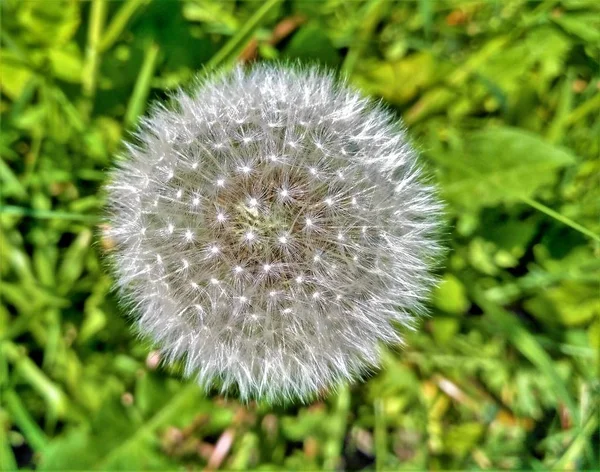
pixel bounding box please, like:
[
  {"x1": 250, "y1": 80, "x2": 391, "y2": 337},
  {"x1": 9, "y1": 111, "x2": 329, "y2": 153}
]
[{"x1": 1, "y1": 0, "x2": 599, "y2": 470}]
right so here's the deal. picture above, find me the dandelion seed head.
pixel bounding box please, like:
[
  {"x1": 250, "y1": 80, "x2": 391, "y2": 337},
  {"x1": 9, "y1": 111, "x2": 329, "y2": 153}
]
[{"x1": 105, "y1": 64, "x2": 443, "y2": 403}]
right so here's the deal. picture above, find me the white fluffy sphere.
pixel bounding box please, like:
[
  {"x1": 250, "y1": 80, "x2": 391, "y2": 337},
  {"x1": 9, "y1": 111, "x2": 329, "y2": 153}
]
[{"x1": 105, "y1": 64, "x2": 443, "y2": 402}]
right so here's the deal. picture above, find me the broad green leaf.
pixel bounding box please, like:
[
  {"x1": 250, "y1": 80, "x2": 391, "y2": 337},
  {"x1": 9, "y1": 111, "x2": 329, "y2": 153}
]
[
  {"x1": 18, "y1": 0, "x2": 80, "y2": 46},
  {"x1": 433, "y1": 274, "x2": 470, "y2": 315},
  {"x1": 182, "y1": 0, "x2": 239, "y2": 33},
  {"x1": 39, "y1": 383, "x2": 230, "y2": 470},
  {"x1": 353, "y1": 52, "x2": 438, "y2": 104},
  {"x1": 443, "y1": 422, "x2": 484, "y2": 459},
  {"x1": 0, "y1": 53, "x2": 34, "y2": 101},
  {"x1": 0, "y1": 157, "x2": 27, "y2": 200},
  {"x1": 47, "y1": 43, "x2": 84, "y2": 83},
  {"x1": 434, "y1": 127, "x2": 576, "y2": 209},
  {"x1": 284, "y1": 23, "x2": 340, "y2": 67},
  {"x1": 526, "y1": 283, "x2": 599, "y2": 327}
]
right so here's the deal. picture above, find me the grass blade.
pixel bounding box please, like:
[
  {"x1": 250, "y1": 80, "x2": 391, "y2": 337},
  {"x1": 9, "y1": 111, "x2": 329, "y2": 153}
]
[
  {"x1": 203, "y1": 0, "x2": 283, "y2": 74},
  {"x1": 124, "y1": 41, "x2": 160, "y2": 128},
  {"x1": 0, "y1": 205, "x2": 99, "y2": 223},
  {"x1": 323, "y1": 385, "x2": 350, "y2": 470},
  {"x1": 341, "y1": 0, "x2": 389, "y2": 77},
  {"x1": 520, "y1": 196, "x2": 599, "y2": 243},
  {"x1": 374, "y1": 398, "x2": 388, "y2": 471},
  {"x1": 99, "y1": 0, "x2": 149, "y2": 52},
  {"x1": 82, "y1": 0, "x2": 107, "y2": 103},
  {"x1": 473, "y1": 291, "x2": 579, "y2": 426},
  {"x1": 4, "y1": 390, "x2": 49, "y2": 452}
]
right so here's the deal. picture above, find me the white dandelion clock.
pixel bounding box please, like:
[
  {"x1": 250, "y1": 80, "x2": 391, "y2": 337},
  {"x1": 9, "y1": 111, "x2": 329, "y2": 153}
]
[{"x1": 105, "y1": 64, "x2": 443, "y2": 402}]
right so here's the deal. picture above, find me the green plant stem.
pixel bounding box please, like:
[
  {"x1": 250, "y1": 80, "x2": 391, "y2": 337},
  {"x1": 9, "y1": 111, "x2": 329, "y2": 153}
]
[
  {"x1": 124, "y1": 41, "x2": 160, "y2": 128},
  {"x1": 374, "y1": 398, "x2": 388, "y2": 471},
  {"x1": 520, "y1": 196, "x2": 600, "y2": 242},
  {"x1": 0, "y1": 428, "x2": 17, "y2": 471},
  {"x1": 203, "y1": 0, "x2": 283, "y2": 74},
  {"x1": 341, "y1": 0, "x2": 389, "y2": 77},
  {"x1": 565, "y1": 93, "x2": 600, "y2": 126},
  {"x1": 82, "y1": 0, "x2": 107, "y2": 102},
  {"x1": 323, "y1": 385, "x2": 350, "y2": 470},
  {"x1": 546, "y1": 72, "x2": 574, "y2": 144},
  {"x1": 552, "y1": 413, "x2": 598, "y2": 470},
  {"x1": 229, "y1": 432, "x2": 258, "y2": 470},
  {"x1": 99, "y1": 0, "x2": 149, "y2": 52}
]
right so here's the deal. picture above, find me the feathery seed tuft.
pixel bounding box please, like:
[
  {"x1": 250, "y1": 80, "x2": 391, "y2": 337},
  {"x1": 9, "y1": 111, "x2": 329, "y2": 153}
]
[{"x1": 105, "y1": 64, "x2": 443, "y2": 402}]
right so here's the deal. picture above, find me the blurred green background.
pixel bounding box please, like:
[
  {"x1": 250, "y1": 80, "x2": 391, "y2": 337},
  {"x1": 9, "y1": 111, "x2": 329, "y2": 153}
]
[{"x1": 1, "y1": 0, "x2": 599, "y2": 470}]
